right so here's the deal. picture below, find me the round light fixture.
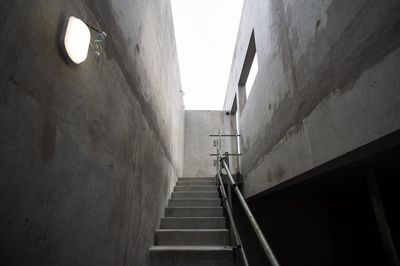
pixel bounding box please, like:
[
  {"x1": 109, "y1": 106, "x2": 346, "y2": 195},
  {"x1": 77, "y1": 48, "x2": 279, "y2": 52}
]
[{"x1": 62, "y1": 16, "x2": 91, "y2": 65}]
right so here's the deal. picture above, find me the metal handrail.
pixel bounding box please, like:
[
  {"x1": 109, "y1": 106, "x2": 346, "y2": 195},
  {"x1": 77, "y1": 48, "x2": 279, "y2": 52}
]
[
  {"x1": 216, "y1": 163, "x2": 249, "y2": 266},
  {"x1": 215, "y1": 142, "x2": 280, "y2": 266}
]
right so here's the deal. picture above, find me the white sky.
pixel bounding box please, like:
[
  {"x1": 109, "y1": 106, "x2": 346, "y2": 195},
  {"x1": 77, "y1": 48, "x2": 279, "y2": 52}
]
[
  {"x1": 246, "y1": 54, "x2": 258, "y2": 98},
  {"x1": 171, "y1": 0, "x2": 244, "y2": 110}
]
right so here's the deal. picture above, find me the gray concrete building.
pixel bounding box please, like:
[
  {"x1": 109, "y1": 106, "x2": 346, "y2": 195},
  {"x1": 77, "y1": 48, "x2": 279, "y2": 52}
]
[
  {"x1": 1, "y1": 0, "x2": 400, "y2": 265},
  {"x1": 219, "y1": 0, "x2": 400, "y2": 265}
]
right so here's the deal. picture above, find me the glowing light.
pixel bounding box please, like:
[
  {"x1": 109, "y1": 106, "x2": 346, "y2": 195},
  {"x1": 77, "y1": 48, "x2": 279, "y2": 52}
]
[{"x1": 63, "y1": 16, "x2": 91, "y2": 64}]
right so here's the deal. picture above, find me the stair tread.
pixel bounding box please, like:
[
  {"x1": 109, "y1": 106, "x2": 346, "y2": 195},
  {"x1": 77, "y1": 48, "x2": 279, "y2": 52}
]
[
  {"x1": 165, "y1": 207, "x2": 223, "y2": 217},
  {"x1": 172, "y1": 192, "x2": 219, "y2": 197},
  {"x1": 169, "y1": 198, "x2": 221, "y2": 207},
  {"x1": 175, "y1": 187, "x2": 218, "y2": 189},
  {"x1": 166, "y1": 207, "x2": 223, "y2": 209},
  {"x1": 170, "y1": 198, "x2": 220, "y2": 200},
  {"x1": 174, "y1": 186, "x2": 218, "y2": 191},
  {"x1": 179, "y1": 177, "x2": 215, "y2": 178},
  {"x1": 150, "y1": 245, "x2": 232, "y2": 251},
  {"x1": 157, "y1": 229, "x2": 228, "y2": 232},
  {"x1": 177, "y1": 181, "x2": 216, "y2": 183},
  {"x1": 175, "y1": 186, "x2": 217, "y2": 187},
  {"x1": 177, "y1": 182, "x2": 216, "y2": 185},
  {"x1": 160, "y1": 216, "x2": 226, "y2": 229},
  {"x1": 173, "y1": 191, "x2": 219, "y2": 193},
  {"x1": 178, "y1": 176, "x2": 215, "y2": 180},
  {"x1": 166, "y1": 206, "x2": 223, "y2": 209},
  {"x1": 150, "y1": 176, "x2": 234, "y2": 264},
  {"x1": 162, "y1": 217, "x2": 224, "y2": 219}
]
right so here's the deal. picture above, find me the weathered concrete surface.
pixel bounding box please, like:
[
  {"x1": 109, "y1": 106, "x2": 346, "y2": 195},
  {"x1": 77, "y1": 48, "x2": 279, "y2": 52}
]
[
  {"x1": 183, "y1": 111, "x2": 231, "y2": 177},
  {"x1": 151, "y1": 176, "x2": 234, "y2": 266},
  {"x1": 0, "y1": 0, "x2": 183, "y2": 265},
  {"x1": 224, "y1": 0, "x2": 400, "y2": 197}
]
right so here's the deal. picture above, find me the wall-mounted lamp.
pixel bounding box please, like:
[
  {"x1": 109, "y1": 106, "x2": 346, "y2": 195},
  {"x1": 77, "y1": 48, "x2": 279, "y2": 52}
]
[
  {"x1": 61, "y1": 16, "x2": 107, "y2": 65},
  {"x1": 62, "y1": 16, "x2": 91, "y2": 65}
]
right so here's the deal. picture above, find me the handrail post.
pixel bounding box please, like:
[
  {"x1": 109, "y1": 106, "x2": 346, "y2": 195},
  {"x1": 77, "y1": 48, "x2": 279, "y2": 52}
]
[
  {"x1": 224, "y1": 152, "x2": 230, "y2": 169},
  {"x1": 224, "y1": 151, "x2": 235, "y2": 248},
  {"x1": 217, "y1": 131, "x2": 221, "y2": 187},
  {"x1": 216, "y1": 166, "x2": 249, "y2": 266},
  {"x1": 235, "y1": 132, "x2": 240, "y2": 175}
]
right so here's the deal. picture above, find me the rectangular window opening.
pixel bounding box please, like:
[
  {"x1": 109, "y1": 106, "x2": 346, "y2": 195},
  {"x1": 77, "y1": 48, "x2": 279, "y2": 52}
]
[
  {"x1": 238, "y1": 30, "x2": 258, "y2": 104},
  {"x1": 246, "y1": 54, "x2": 258, "y2": 98}
]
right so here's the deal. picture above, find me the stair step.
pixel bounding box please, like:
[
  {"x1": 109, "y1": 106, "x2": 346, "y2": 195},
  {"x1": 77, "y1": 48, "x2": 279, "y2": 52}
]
[
  {"x1": 155, "y1": 229, "x2": 230, "y2": 245},
  {"x1": 150, "y1": 246, "x2": 234, "y2": 266},
  {"x1": 169, "y1": 198, "x2": 220, "y2": 207},
  {"x1": 174, "y1": 186, "x2": 218, "y2": 192},
  {"x1": 176, "y1": 181, "x2": 216, "y2": 186},
  {"x1": 171, "y1": 191, "x2": 219, "y2": 198},
  {"x1": 160, "y1": 217, "x2": 226, "y2": 229},
  {"x1": 165, "y1": 207, "x2": 223, "y2": 217},
  {"x1": 178, "y1": 177, "x2": 215, "y2": 182}
]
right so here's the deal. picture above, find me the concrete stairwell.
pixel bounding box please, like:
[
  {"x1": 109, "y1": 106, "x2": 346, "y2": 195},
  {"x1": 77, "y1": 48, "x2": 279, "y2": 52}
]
[{"x1": 150, "y1": 177, "x2": 235, "y2": 266}]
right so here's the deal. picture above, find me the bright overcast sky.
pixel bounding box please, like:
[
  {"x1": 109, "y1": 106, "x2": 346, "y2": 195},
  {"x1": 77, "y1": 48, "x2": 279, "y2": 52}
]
[{"x1": 171, "y1": 0, "x2": 244, "y2": 110}]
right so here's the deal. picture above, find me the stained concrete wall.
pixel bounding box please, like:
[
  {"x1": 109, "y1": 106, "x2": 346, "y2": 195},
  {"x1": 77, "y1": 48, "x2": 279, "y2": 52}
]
[
  {"x1": 224, "y1": 0, "x2": 400, "y2": 198},
  {"x1": 183, "y1": 111, "x2": 232, "y2": 177},
  {"x1": 0, "y1": 1, "x2": 184, "y2": 265}
]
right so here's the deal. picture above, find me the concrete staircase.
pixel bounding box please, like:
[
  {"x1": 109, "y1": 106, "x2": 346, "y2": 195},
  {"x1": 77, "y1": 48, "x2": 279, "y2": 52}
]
[{"x1": 150, "y1": 177, "x2": 235, "y2": 266}]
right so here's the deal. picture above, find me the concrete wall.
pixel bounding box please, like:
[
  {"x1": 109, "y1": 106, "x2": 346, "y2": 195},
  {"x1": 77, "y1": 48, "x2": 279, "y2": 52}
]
[
  {"x1": 183, "y1": 111, "x2": 232, "y2": 177},
  {"x1": 224, "y1": 0, "x2": 400, "y2": 197},
  {"x1": 0, "y1": 1, "x2": 184, "y2": 265}
]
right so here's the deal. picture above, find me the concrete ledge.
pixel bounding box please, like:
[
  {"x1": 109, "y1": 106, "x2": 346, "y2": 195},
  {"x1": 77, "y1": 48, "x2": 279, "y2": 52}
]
[
  {"x1": 165, "y1": 207, "x2": 223, "y2": 217},
  {"x1": 168, "y1": 199, "x2": 221, "y2": 207},
  {"x1": 155, "y1": 229, "x2": 230, "y2": 245},
  {"x1": 172, "y1": 192, "x2": 220, "y2": 198},
  {"x1": 160, "y1": 217, "x2": 226, "y2": 229},
  {"x1": 150, "y1": 245, "x2": 234, "y2": 266}
]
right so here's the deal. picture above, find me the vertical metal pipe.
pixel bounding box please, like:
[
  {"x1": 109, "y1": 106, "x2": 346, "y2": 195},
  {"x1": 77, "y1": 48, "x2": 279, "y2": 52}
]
[
  {"x1": 216, "y1": 168, "x2": 249, "y2": 266},
  {"x1": 235, "y1": 131, "x2": 240, "y2": 174},
  {"x1": 366, "y1": 168, "x2": 400, "y2": 266},
  {"x1": 217, "y1": 171, "x2": 239, "y2": 245},
  {"x1": 218, "y1": 130, "x2": 222, "y2": 155},
  {"x1": 235, "y1": 98, "x2": 242, "y2": 172}
]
